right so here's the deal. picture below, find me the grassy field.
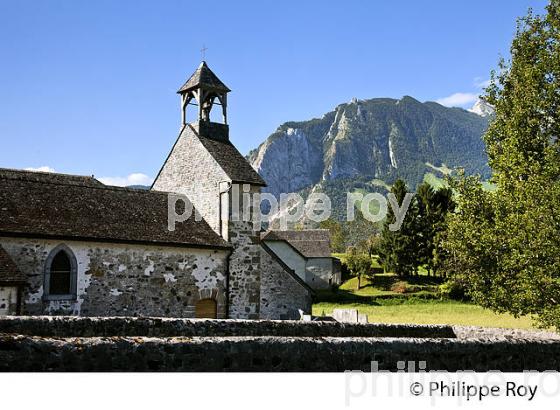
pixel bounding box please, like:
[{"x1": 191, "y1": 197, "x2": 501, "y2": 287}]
[
  {"x1": 316, "y1": 260, "x2": 537, "y2": 329},
  {"x1": 313, "y1": 300, "x2": 535, "y2": 329}
]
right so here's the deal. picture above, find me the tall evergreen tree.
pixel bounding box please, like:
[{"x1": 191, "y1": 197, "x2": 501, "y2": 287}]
[
  {"x1": 430, "y1": 187, "x2": 455, "y2": 276},
  {"x1": 378, "y1": 179, "x2": 420, "y2": 276},
  {"x1": 416, "y1": 182, "x2": 435, "y2": 273}
]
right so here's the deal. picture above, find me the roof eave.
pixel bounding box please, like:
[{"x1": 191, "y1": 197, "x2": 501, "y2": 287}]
[
  {"x1": 231, "y1": 179, "x2": 267, "y2": 187},
  {"x1": 177, "y1": 84, "x2": 231, "y2": 94},
  {"x1": 0, "y1": 232, "x2": 232, "y2": 251}
]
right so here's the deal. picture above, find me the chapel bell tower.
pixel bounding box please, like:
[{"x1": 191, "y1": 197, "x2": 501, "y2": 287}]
[
  {"x1": 177, "y1": 61, "x2": 231, "y2": 139},
  {"x1": 154, "y1": 61, "x2": 266, "y2": 319}
]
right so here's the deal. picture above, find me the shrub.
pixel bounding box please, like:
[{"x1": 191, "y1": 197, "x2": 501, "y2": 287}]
[
  {"x1": 439, "y1": 281, "x2": 469, "y2": 301},
  {"x1": 391, "y1": 281, "x2": 409, "y2": 294}
]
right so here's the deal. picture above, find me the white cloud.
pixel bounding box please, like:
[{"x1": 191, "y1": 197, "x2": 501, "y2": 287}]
[
  {"x1": 473, "y1": 77, "x2": 491, "y2": 89},
  {"x1": 24, "y1": 166, "x2": 56, "y2": 173},
  {"x1": 436, "y1": 92, "x2": 479, "y2": 108},
  {"x1": 98, "y1": 173, "x2": 154, "y2": 187}
]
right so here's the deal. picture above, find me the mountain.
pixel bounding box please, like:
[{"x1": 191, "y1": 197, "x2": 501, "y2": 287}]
[
  {"x1": 469, "y1": 98, "x2": 495, "y2": 117},
  {"x1": 248, "y1": 96, "x2": 490, "y2": 213}
]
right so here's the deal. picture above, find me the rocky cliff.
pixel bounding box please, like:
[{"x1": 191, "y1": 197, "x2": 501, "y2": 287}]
[{"x1": 248, "y1": 96, "x2": 490, "y2": 199}]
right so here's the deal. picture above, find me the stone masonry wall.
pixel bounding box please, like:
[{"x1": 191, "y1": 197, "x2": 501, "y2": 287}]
[
  {"x1": 227, "y1": 219, "x2": 261, "y2": 319},
  {"x1": 0, "y1": 286, "x2": 18, "y2": 315},
  {"x1": 0, "y1": 316, "x2": 457, "y2": 338},
  {"x1": 1, "y1": 317, "x2": 560, "y2": 371},
  {"x1": 260, "y1": 248, "x2": 312, "y2": 320},
  {"x1": 152, "y1": 127, "x2": 264, "y2": 320},
  {"x1": 0, "y1": 238, "x2": 229, "y2": 317},
  {"x1": 152, "y1": 126, "x2": 228, "y2": 234},
  {"x1": 226, "y1": 183, "x2": 262, "y2": 319},
  {"x1": 3, "y1": 335, "x2": 560, "y2": 372}
]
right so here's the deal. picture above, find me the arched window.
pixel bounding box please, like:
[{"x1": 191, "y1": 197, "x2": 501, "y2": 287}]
[{"x1": 44, "y1": 245, "x2": 77, "y2": 300}]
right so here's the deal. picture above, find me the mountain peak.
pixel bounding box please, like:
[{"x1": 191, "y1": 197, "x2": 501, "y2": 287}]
[
  {"x1": 469, "y1": 98, "x2": 495, "y2": 117},
  {"x1": 248, "y1": 95, "x2": 490, "y2": 201}
]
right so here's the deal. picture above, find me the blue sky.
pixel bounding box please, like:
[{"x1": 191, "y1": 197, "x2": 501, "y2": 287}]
[{"x1": 0, "y1": 0, "x2": 548, "y2": 185}]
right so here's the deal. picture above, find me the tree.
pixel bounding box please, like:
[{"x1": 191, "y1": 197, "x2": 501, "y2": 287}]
[
  {"x1": 445, "y1": 1, "x2": 560, "y2": 330},
  {"x1": 346, "y1": 247, "x2": 372, "y2": 289},
  {"x1": 365, "y1": 235, "x2": 381, "y2": 258},
  {"x1": 416, "y1": 182, "x2": 435, "y2": 273},
  {"x1": 416, "y1": 184, "x2": 455, "y2": 276},
  {"x1": 378, "y1": 179, "x2": 420, "y2": 276},
  {"x1": 430, "y1": 187, "x2": 455, "y2": 277}
]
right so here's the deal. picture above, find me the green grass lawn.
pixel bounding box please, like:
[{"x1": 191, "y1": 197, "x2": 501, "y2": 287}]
[
  {"x1": 423, "y1": 172, "x2": 448, "y2": 190},
  {"x1": 316, "y1": 261, "x2": 537, "y2": 329},
  {"x1": 313, "y1": 300, "x2": 536, "y2": 329}
]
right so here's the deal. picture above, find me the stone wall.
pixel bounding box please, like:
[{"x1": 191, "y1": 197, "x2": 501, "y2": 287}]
[
  {"x1": 1, "y1": 317, "x2": 560, "y2": 372},
  {"x1": 260, "y1": 248, "x2": 312, "y2": 320},
  {"x1": 225, "y1": 184, "x2": 262, "y2": 319},
  {"x1": 0, "y1": 316, "x2": 457, "y2": 338},
  {"x1": 0, "y1": 238, "x2": 229, "y2": 318},
  {"x1": 152, "y1": 125, "x2": 228, "y2": 234},
  {"x1": 262, "y1": 241, "x2": 337, "y2": 290},
  {"x1": 3, "y1": 335, "x2": 560, "y2": 372},
  {"x1": 0, "y1": 286, "x2": 18, "y2": 315},
  {"x1": 227, "y1": 218, "x2": 261, "y2": 319},
  {"x1": 152, "y1": 126, "x2": 264, "y2": 320}
]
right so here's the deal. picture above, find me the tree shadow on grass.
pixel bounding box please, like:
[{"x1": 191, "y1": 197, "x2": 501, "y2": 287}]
[{"x1": 314, "y1": 288, "x2": 440, "y2": 305}]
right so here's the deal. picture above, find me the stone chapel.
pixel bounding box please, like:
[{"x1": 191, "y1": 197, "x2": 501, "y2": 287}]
[{"x1": 0, "y1": 62, "x2": 313, "y2": 319}]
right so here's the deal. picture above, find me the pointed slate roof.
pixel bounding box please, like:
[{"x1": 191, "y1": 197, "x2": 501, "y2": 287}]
[
  {"x1": 0, "y1": 245, "x2": 25, "y2": 284},
  {"x1": 0, "y1": 168, "x2": 230, "y2": 249},
  {"x1": 188, "y1": 125, "x2": 266, "y2": 186},
  {"x1": 177, "y1": 61, "x2": 231, "y2": 94}
]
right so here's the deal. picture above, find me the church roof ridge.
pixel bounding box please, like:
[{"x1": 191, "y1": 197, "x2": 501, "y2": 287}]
[
  {"x1": 0, "y1": 167, "x2": 104, "y2": 188},
  {"x1": 0, "y1": 168, "x2": 186, "y2": 196}
]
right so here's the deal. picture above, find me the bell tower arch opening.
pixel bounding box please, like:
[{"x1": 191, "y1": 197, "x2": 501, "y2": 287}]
[{"x1": 177, "y1": 61, "x2": 230, "y2": 127}]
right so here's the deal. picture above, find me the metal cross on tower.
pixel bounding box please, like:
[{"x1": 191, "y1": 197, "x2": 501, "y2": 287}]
[{"x1": 201, "y1": 45, "x2": 208, "y2": 60}]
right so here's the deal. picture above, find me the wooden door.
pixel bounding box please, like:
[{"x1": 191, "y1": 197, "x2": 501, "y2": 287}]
[{"x1": 195, "y1": 298, "x2": 217, "y2": 318}]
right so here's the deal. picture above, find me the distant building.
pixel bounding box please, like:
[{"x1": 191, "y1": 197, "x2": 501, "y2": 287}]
[
  {"x1": 0, "y1": 62, "x2": 313, "y2": 319},
  {"x1": 261, "y1": 230, "x2": 342, "y2": 289}
]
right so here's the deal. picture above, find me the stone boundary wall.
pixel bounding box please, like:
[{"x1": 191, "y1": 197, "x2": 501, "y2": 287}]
[
  {"x1": 0, "y1": 316, "x2": 456, "y2": 338},
  {"x1": 2, "y1": 334, "x2": 560, "y2": 372},
  {"x1": 2, "y1": 317, "x2": 560, "y2": 372}
]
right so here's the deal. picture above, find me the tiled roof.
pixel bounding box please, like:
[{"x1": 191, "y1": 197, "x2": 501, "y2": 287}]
[
  {"x1": 0, "y1": 168, "x2": 104, "y2": 187},
  {"x1": 0, "y1": 245, "x2": 25, "y2": 283},
  {"x1": 177, "y1": 61, "x2": 231, "y2": 94},
  {"x1": 191, "y1": 125, "x2": 267, "y2": 186},
  {"x1": 0, "y1": 169, "x2": 229, "y2": 249},
  {"x1": 261, "y1": 229, "x2": 332, "y2": 258}
]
